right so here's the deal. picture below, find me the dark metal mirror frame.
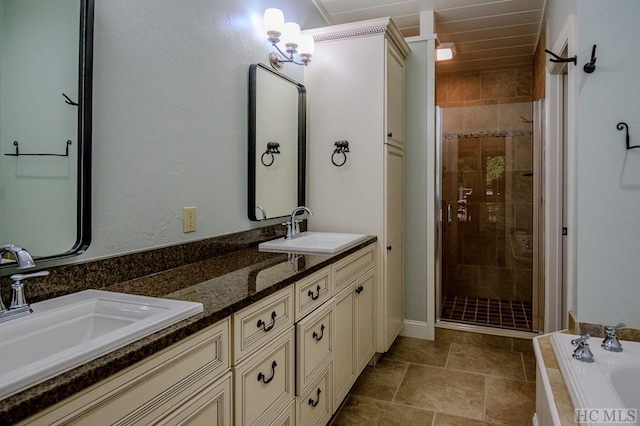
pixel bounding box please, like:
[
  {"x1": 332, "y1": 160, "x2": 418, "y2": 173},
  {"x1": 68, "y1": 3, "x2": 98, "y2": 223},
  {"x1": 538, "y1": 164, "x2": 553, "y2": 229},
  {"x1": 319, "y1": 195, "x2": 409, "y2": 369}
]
[
  {"x1": 248, "y1": 63, "x2": 306, "y2": 221},
  {"x1": 73, "y1": 0, "x2": 93, "y2": 259}
]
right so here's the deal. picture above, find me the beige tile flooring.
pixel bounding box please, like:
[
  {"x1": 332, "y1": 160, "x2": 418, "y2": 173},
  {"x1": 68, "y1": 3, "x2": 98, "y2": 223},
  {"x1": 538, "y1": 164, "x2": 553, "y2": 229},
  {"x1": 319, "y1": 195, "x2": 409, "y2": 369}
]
[{"x1": 330, "y1": 336, "x2": 536, "y2": 426}]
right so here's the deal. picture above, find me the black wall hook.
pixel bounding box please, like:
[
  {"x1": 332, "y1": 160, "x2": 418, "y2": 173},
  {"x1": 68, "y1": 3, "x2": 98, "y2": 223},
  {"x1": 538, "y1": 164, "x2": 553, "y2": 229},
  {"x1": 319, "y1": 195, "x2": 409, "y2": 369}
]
[
  {"x1": 332, "y1": 140, "x2": 349, "y2": 167},
  {"x1": 583, "y1": 45, "x2": 597, "y2": 73},
  {"x1": 617, "y1": 122, "x2": 640, "y2": 150},
  {"x1": 260, "y1": 141, "x2": 280, "y2": 167},
  {"x1": 62, "y1": 93, "x2": 78, "y2": 106},
  {"x1": 545, "y1": 49, "x2": 577, "y2": 65}
]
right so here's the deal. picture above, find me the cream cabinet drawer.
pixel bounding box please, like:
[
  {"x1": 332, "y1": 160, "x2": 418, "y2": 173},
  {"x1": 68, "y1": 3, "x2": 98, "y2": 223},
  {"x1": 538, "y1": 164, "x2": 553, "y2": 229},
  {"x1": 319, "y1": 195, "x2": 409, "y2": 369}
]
[
  {"x1": 296, "y1": 301, "x2": 334, "y2": 393},
  {"x1": 268, "y1": 399, "x2": 295, "y2": 426},
  {"x1": 332, "y1": 244, "x2": 375, "y2": 293},
  {"x1": 156, "y1": 371, "x2": 232, "y2": 426},
  {"x1": 296, "y1": 362, "x2": 333, "y2": 426},
  {"x1": 233, "y1": 287, "x2": 294, "y2": 364},
  {"x1": 294, "y1": 267, "x2": 331, "y2": 321},
  {"x1": 23, "y1": 318, "x2": 230, "y2": 426},
  {"x1": 233, "y1": 328, "x2": 295, "y2": 426}
]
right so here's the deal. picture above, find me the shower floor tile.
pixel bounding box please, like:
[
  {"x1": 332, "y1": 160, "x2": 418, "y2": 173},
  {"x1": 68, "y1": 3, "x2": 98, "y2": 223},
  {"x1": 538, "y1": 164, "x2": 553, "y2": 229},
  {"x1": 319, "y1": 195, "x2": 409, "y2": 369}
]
[{"x1": 440, "y1": 295, "x2": 533, "y2": 331}]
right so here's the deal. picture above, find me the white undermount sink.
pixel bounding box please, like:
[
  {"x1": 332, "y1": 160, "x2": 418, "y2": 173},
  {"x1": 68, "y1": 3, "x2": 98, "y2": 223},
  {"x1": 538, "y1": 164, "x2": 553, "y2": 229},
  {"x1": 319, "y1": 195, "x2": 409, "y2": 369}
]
[
  {"x1": 259, "y1": 232, "x2": 368, "y2": 254},
  {"x1": 0, "y1": 290, "x2": 203, "y2": 399}
]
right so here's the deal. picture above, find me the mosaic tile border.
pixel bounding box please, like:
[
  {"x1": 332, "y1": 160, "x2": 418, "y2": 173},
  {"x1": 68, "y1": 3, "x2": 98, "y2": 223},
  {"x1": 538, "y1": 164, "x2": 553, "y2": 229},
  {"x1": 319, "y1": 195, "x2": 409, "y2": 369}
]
[{"x1": 443, "y1": 130, "x2": 533, "y2": 139}]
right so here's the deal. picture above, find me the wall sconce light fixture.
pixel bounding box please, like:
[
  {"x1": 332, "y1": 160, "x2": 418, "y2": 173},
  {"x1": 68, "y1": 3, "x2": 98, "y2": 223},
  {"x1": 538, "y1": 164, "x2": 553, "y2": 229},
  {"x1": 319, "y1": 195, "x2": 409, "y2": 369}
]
[
  {"x1": 436, "y1": 42, "x2": 455, "y2": 61},
  {"x1": 263, "y1": 8, "x2": 315, "y2": 71}
]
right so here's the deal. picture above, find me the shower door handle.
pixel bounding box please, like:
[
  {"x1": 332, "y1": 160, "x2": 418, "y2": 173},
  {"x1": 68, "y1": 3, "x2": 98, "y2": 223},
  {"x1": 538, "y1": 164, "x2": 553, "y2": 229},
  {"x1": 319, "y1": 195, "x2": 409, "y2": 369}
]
[{"x1": 447, "y1": 203, "x2": 453, "y2": 224}]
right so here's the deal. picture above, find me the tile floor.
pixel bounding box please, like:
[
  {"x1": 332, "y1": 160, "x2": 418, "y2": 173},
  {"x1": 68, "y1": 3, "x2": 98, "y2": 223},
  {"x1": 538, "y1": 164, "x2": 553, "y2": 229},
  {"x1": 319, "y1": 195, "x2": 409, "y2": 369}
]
[
  {"x1": 441, "y1": 296, "x2": 533, "y2": 331},
  {"x1": 330, "y1": 336, "x2": 536, "y2": 425}
]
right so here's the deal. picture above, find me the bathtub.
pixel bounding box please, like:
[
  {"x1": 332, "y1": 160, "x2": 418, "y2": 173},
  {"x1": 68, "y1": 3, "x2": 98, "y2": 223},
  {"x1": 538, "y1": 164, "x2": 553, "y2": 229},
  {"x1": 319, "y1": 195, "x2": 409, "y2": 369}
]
[{"x1": 550, "y1": 333, "x2": 640, "y2": 425}]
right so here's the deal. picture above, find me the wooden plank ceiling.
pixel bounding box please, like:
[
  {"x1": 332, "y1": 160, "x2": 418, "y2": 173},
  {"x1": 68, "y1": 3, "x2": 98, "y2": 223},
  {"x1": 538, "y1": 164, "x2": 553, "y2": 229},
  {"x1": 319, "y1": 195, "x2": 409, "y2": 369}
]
[{"x1": 311, "y1": 0, "x2": 546, "y2": 74}]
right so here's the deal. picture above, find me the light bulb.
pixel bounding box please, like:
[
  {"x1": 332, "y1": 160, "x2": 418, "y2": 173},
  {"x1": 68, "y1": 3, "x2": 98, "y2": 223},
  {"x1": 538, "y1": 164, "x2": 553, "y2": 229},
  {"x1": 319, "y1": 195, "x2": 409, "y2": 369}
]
[
  {"x1": 263, "y1": 8, "x2": 284, "y2": 43},
  {"x1": 298, "y1": 34, "x2": 315, "y2": 56},
  {"x1": 281, "y1": 22, "x2": 301, "y2": 53}
]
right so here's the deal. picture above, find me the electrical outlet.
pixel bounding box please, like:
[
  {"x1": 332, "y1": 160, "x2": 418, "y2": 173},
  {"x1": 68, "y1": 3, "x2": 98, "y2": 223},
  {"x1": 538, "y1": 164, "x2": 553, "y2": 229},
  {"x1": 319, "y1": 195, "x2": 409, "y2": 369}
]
[{"x1": 183, "y1": 207, "x2": 196, "y2": 233}]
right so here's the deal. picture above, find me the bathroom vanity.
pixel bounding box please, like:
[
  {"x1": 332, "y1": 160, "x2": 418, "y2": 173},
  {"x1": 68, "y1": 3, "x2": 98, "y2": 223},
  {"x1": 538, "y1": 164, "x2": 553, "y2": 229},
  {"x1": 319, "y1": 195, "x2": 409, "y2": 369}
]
[{"x1": 2, "y1": 237, "x2": 376, "y2": 425}]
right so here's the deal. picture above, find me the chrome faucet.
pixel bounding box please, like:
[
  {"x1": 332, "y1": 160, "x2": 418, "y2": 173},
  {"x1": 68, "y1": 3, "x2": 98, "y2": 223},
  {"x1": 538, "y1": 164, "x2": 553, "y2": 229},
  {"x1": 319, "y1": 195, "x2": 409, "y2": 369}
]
[
  {"x1": 0, "y1": 245, "x2": 47, "y2": 323},
  {"x1": 283, "y1": 206, "x2": 312, "y2": 240},
  {"x1": 571, "y1": 334, "x2": 595, "y2": 363},
  {"x1": 602, "y1": 322, "x2": 626, "y2": 352},
  {"x1": 1, "y1": 244, "x2": 36, "y2": 270}
]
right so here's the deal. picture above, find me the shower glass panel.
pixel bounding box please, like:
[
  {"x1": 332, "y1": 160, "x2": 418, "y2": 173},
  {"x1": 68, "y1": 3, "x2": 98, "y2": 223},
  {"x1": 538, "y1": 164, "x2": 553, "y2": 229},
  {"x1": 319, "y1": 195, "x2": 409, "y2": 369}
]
[{"x1": 438, "y1": 103, "x2": 535, "y2": 332}]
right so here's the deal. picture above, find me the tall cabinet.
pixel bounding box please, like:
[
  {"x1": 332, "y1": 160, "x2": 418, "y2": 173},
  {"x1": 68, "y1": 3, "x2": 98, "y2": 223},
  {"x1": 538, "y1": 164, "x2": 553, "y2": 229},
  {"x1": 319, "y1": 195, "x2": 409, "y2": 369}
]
[{"x1": 304, "y1": 18, "x2": 409, "y2": 353}]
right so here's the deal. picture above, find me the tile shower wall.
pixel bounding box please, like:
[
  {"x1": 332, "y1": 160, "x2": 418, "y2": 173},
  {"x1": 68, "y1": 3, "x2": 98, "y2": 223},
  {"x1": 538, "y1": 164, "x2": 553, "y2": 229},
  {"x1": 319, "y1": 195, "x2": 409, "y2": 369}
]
[{"x1": 438, "y1": 68, "x2": 534, "y2": 304}]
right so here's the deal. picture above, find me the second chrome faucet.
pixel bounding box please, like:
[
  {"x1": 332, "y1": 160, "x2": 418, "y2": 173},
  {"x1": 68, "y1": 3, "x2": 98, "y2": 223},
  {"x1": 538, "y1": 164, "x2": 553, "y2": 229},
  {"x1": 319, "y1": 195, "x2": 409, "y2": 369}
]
[{"x1": 283, "y1": 206, "x2": 312, "y2": 240}]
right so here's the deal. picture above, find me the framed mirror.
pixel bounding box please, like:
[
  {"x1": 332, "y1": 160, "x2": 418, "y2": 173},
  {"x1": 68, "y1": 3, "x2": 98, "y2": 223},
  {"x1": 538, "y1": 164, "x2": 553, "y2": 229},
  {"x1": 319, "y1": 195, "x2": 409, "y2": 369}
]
[
  {"x1": 0, "y1": 0, "x2": 93, "y2": 266},
  {"x1": 248, "y1": 63, "x2": 306, "y2": 221}
]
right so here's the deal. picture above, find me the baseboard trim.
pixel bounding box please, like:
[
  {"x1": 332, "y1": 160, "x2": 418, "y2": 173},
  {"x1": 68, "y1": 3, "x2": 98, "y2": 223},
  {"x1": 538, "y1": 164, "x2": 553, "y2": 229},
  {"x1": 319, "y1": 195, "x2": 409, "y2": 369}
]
[{"x1": 399, "y1": 320, "x2": 434, "y2": 340}]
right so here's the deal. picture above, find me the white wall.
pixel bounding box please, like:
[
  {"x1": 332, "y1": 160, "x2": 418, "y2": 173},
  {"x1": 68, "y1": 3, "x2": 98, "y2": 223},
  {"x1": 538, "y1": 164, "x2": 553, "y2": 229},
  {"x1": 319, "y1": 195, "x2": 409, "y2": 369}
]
[
  {"x1": 404, "y1": 37, "x2": 435, "y2": 325},
  {"x1": 574, "y1": 0, "x2": 640, "y2": 326},
  {"x1": 80, "y1": 0, "x2": 325, "y2": 261},
  {"x1": 543, "y1": 0, "x2": 576, "y2": 45}
]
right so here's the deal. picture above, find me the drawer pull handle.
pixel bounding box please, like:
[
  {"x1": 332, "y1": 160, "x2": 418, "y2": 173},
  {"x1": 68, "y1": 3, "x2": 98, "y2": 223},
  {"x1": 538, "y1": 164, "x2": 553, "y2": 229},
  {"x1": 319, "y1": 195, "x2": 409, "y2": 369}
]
[
  {"x1": 308, "y1": 388, "x2": 322, "y2": 407},
  {"x1": 257, "y1": 360, "x2": 278, "y2": 384},
  {"x1": 355, "y1": 285, "x2": 364, "y2": 294},
  {"x1": 312, "y1": 324, "x2": 325, "y2": 342},
  {"x1": 387, "y1": 132, "x2": 393, "y2": 138},
  {"x1": 257, "y1": 311, "x2": 277, "y2": 332},
  {"x1": 308, "y1": 285, "x2": 321, "y2": 300}
]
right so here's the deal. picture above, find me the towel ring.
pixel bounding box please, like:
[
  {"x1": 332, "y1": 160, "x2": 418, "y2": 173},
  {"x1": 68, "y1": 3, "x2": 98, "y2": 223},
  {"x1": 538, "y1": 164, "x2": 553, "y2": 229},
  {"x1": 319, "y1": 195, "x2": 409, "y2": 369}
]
[
  {"x1": 332, "y1": 140, "x2": 349, "y2": 167},
  {"x1": 261, "y1": 142, "x2": 281, "y2": 167}
]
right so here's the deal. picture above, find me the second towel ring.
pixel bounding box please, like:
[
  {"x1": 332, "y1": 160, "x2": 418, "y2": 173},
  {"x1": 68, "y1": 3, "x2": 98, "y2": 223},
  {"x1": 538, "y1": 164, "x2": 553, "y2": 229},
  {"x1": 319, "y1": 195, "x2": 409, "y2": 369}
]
[
  {"x1": 261, "y1": 142, "x2": 281, "y2": 167},
  {"x1": 332, "y1": 140, "x2": 350, "y2": 167}
]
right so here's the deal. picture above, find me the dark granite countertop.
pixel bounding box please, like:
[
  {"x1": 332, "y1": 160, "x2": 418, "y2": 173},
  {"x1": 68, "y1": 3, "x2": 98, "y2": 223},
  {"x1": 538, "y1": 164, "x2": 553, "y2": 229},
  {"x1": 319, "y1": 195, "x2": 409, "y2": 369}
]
[{"x1": 0, "y1": 237, "x2": 376, "y2": 424}]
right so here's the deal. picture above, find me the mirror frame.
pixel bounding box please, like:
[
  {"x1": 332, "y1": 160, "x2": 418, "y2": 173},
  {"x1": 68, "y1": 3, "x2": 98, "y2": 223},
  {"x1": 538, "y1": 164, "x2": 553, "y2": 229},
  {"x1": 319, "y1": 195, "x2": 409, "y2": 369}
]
[
  {"x1": 247, "y1": 63, "x2": 306, "y2": 221},
  {"x1": 1, "y1": 0, "x2": 94, "y2": 268}
]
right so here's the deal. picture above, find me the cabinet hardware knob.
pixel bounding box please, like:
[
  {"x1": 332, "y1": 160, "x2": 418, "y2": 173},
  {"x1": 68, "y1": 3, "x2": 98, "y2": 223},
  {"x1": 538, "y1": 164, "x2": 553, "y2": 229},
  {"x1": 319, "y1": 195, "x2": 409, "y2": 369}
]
[
  {"x1": 257, "y1": 311, "x2": 277, "y2": 332},
  {"x1": 308, "y1": 388, "x2": 322, "y2": 407},
  {"x1": 355, "y1": 285, "x2": 364, "y2": 294},
  {"x1": 308, "y1": 284, "x2": 321, "y2": 300},
  {"x1": 387, "y1": 245, "x2": 392, "y2": 251},
  {"x1": 387, "y1": 132, "x2": 393, "y2": 138},
  {"x1": 312, "y1": 324, "x2": 325, "y2": 341},
  {"x1": 257, "y1": 360, "x2": 278, "y2": 384}
]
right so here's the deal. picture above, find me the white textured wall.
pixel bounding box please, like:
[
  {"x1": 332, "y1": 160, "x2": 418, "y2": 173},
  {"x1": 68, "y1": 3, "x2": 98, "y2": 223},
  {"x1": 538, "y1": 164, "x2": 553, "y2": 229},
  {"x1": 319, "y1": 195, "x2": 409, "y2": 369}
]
[
  {"x1": 80, "y1": 0, "x2": 325, "y2": 261},
  {"x1": 404, "y1": 38, "x2": 433, "y2": 324},
  {"x1": 543, "y1": 0, "x2": 576, "y2": 45},
  {"x1": 575, "y1": 1, "x2": 640, "y2": 326}
]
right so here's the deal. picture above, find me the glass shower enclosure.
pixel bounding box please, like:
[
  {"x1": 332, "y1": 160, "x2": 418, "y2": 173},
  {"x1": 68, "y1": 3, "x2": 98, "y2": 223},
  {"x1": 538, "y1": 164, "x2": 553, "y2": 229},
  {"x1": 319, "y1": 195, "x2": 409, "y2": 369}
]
[{"x1": 436, "y1": 102, "x2": 540, "y2": 332}]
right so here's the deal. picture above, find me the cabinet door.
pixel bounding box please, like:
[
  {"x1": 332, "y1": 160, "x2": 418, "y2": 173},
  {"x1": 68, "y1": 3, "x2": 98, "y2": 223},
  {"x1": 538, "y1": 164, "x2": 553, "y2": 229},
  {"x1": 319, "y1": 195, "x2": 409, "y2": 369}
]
[
  {"x1": 386, "y1": 145, "x2": 404, "y2": 242},
  {"x1": 386, "y1": 43, "x2": 405, "y2": 148},
  {"x1": 385, "y1": 235, "x2": 404, "y2": 351},
  {"x1": 333, "y1": 285, "x2": 356, "y2": 410},
  {"x1": 355, "y1": 269, "x2": 375, "y2": 373},
  {"x1": 157, "y1": 372, "x2": 232, "y2": 426}
]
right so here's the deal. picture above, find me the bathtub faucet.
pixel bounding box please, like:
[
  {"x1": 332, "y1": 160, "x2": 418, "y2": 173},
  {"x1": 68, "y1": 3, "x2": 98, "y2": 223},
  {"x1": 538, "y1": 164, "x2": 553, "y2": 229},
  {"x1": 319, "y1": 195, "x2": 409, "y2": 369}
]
[
  {"x1": 601, "y1": 322, "x2": 626, "y2": 352},
  {"x1": 571, "y1": 334, "x2": 594, "y2": 363}
]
